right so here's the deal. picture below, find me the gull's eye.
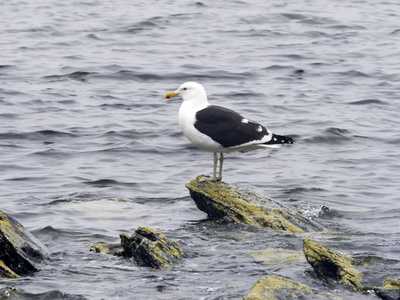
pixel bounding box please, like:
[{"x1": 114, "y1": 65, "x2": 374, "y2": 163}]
[{"x1": 183, "y1": 87, "x2": 187, "y2": 91}]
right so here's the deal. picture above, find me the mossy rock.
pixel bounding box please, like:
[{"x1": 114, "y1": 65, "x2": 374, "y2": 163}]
[
  {"x1": 186, "y1": 176, "x2": 324, "y2": 233},
  {"x1": 91, "y1": 227, "x2": 185, "y2": 269},
  {"x1": 90, "y1": 242, "x2": 122, "y2": 256},
  {"x1": 250, "y1": 248, "x2": 306, "y2": 266},
  {"x1": 374, "y1": 278, "x2": 400, "y2": 300},
  {"x1": 242, "y1": 274, "x2": 314, "y2": 300},
  {"x1": 303, "y1": 238, "x2": 363, "y2": 291},
  {"x1": 120, "y1": 227, "x2": 185, "y2": 269},
  {"x1": 0, "y1": 210, "x2": 47, "y2": 278},
  {"x1": 381, "y1": 278, "x2": 400, "y2": 290}
]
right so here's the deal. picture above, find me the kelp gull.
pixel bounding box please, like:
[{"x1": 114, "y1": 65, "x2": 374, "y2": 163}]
[{"x1": 165, "y1": 82, "x2": 294, "y2": 181}]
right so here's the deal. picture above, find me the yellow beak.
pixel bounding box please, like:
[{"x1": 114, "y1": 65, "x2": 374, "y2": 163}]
[{"x1": 165, "y1": 91, "x2": 180, "y2": 99}]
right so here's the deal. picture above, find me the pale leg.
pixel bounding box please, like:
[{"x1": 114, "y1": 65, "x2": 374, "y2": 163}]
[
  {"x1": 213, "y1": 152, "x2": 218, "y2": 180},
  {"x1": 199, "y1": 152, "x2": 223, "y2": 182},
  {"x1": 218, "y1": 152, "x2": 224, "y2": 180}
]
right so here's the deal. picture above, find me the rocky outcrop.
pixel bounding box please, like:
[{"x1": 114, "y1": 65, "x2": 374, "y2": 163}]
[
  {"x1": 303, "y1": 238, "x2": 400, "y2": 299},
  {"x1": 186, "y1": 176, "x2": 324, "y2": 233},
  {"x1": 303, "y1": 238, "x2": 363, "y2": 291},
  {"x1": 242, "y1": 274, "x2": 314, "y2": 300},
  {"x1": 120, "y1": 227, "x2": 185, "y2": 269},
  {"x1": 374, "y1": 278, "x2": 400, "y2": 300},
  {"x1": 91, "y1": 227, "x2": 185, "y2": 269},
  {"x1": 0, "y1": 210, "x2": 47, "y2": 278}
]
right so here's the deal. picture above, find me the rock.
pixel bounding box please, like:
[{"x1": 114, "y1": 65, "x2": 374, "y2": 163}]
[
  {"x1": 303, "y1": 238, "x2": 363, "y2": 291},
  {"x1": 250, "y1": 248, "x2": 306, "y2": 266},
  {"x1": 120, "y1": 227, "x2": 185, "y2": 269},
  {"x1": 0, "y1": 287, "x2": 88, "y2": 299},
  {"x1": 242, "y1": 274, "x2": 314, "y2": 300},
  {"x1": 374, "y1": 278, "x2": 400, "y2": 300},
  {"x1": 90, "y1": 242, "x2": 122, "y2": 256},
  {"x1": 186, "y1": 176, "x2": 324, "y2": 233},
  {"x1": 382, "y1": 278, "x2": 400, "y2": 290},
  {"x1": 91, "y1": 227, "x2": 185, "y2": 269},
  {"x1": 0, "y1": 210, "x2": 47, "y2": 278}
]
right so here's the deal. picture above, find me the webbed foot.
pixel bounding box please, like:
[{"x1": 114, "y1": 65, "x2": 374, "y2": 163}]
[{"x1": 198, "y1": 175, "x2": 222, "y2": 182}]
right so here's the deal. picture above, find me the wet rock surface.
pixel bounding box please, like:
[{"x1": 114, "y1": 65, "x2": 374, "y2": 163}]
[
  {"x1": 0, "y1": 210, "x2": 47, "y2": 278},
  {"x1": 186, "y1": 175, "x2": 324, "y2": 233},
  {"x1": 303, "y1": 238, "x2": 400, "y2": 299},
  {"x1": 186, "y1": 177, "x2": 400, "y2": 299},
  {"x1": 303, "y1": 238, "x2": 364, "y2": 291},
  {"x1": 120, "y1": 227, "x2": 185, "y2": 269},
  {"x1": 242, "y1": 274, "x2": 314, "y2": 300},
  {"x1": 374, "y1": 278, "x2": 400, "y2": 300},
  {"x1": 91, "y1": 227, "x2": 185, "y2": 269}
]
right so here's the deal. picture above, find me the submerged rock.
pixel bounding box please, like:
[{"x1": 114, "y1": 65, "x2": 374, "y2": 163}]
[
  {"x1": 0, "y1": 210, "x2": 47, "y2": 278},
  {"x1": 186, "y1": 176, "x2": 324, "y2": 233},
  {"x1": 0, "y1": 287, "x2": 88, "y2": 300},
  {"x1": 90, "y1": 242, "x2": 122, "y2": 256},
  {"x1": 303, "y1": 238, "x2": 363, "y2": 291},
  {"x1": 91, "y1": 227, "x2": 185, "y2": 269},
  {"x1": 250, "y1": 248, "x2": 306, "y2": 266},
  {"x1": 242, "y1": 274, "x2": 314, "y2": 300}
]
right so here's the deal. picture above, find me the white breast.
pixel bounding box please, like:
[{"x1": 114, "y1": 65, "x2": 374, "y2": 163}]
[{"x1": 178, "y1": 102, "x2": 222, "y2": 152}]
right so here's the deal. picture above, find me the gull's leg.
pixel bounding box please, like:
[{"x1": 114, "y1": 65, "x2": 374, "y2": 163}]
[
  {"x1": 199, "y1": 152, "x2": 220, "y2": 182},
  {"x1": 217, "y1": 152, "x2": 224, "y2": 181},
  {"x1": 213, "y1": 152, "x2": 218, "y2": 180}
]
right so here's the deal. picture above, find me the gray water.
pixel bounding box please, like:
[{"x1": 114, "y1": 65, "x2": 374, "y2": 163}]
[{"x1": 1, "y1": 0, "x2": 400, "y2": 299}]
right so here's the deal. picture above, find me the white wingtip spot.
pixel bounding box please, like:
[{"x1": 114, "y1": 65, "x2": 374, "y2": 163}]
[{"x1": 241, "y1": 118, "x2": 249, "y2": 124}]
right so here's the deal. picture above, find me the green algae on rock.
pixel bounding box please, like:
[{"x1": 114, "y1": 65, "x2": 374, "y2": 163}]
[
  {"x1": 250, "y1": 248, "x2": 306, "y2": 266},
  {"x1": 120, "y1": 227, "x2": 185, "y2": 269},
  {"x1": 186, "y1": 176, "x2": 324, "y2": 233},
  {"x1": 0, "y1": 210, "x2": 47, "y2": 278},
  {"x1": 90, "y1": 242, "x2": 122, "y2": 256},
  {"x1": 303, "y1": 238, "x2": 363, "y2": 291},
  {"x1": 381, "y1": 278, "x2": 400, "y2": 290},
  {"x1": 91, "y1": 227, "x2": 185, "y2": 269},
  {"x1": 242, "y1": 274, "x2": 314, "y2": 300},
  {"x1": 374, "y1": 278, "x2": 400, "y2": 300}
]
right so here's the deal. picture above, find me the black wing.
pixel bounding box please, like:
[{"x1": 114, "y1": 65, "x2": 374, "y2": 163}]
[{"x1": 194, "y1": 105, "x2": 269, "y2": 148}]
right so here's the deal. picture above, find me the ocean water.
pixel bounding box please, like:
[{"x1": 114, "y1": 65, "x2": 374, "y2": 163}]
[{"x1": 1, "y1": 0, "x2": 399, "y2": 299}]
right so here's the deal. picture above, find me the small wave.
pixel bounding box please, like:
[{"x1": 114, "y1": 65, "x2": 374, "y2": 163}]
[
  {"x1": 338, "y1": 70, "x2": 370, "y2": 78},
  {"x1": 302, "y1": 205, "x2": 331, "y2": 219},
  {"x1": 284, "y1": 187, "x2": 328, "y2": 194},
  {"x1": 86, "y1": 33, "x2": 102, "y2": 40},
  {"x1": 225, "y1": 91, "x2": 264, "y2": 99},
  {"x1": 0, "y1": 130, "x2": 76, "y2": 141},
  {"x1": 281, "y1": 13, "x2": 308, "y2": 20},
  {"x1": 0, "y1": 287, "x2": 87, "y2": 300},
  {"x1": 264, "y1": 65, "x2": 294, "y2": 71},
  {"x1": 83, "y1": 179, "x2": 138, "y2": 188},
  {"x1": 327, "y1": 24, "x2": 366, "y2": 30},
  {"x1": 305, "y1": 127, "x2": 354, "y2": 144},
  {"x1": 43, "y1": 71, "x2": 95, "y2": 82},
  {"x1": 391, "y1": 29, "x2": 400, "y2": 35},
  {"x1": 347, "y1": 99, "x2": 387, "y2": 105},
  {"x1": 126, "y1": 20, "x2": 158, "y2": 31},
  {"x1": 0, "y1": 64, "x2": 14, "y2": 70}
]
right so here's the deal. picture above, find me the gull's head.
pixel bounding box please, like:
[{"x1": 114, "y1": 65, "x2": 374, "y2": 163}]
[{"x1": 165, "y1": 82, "x2": 207, "y2": 103}]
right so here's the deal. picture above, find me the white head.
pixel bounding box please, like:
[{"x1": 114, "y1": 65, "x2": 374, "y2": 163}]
[{"x1": 165, "y1": 82, "x2": 208, "y2": 103}]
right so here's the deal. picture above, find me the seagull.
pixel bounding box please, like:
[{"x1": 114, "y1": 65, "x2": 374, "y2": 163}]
[{"x1": 165, "y1": 82, "x2": 294, "y2": 182}]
